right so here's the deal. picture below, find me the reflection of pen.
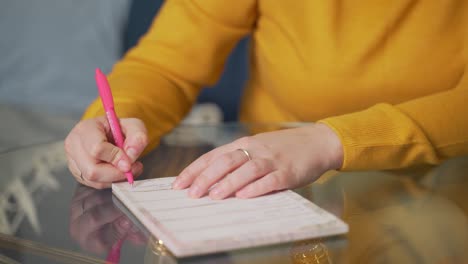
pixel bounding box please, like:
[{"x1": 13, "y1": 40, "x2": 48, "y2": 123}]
[
  {"x1": 106, "y1": 237, "x2": 124, "y2": 264},
  {"x1": 95, "y1": 68, "x2": 134, "y2": 186},
  {"x1": 106, "y1": 217, "x2": 141, "y2": 264}
]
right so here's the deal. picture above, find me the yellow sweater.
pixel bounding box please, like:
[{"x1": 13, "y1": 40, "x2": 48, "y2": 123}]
[{"x1": 83, "y1": 0, "x2": 468, "y2": 171}]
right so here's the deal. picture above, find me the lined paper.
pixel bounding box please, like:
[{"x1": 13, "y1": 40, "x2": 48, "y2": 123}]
[{"x1": 112, "y1": 177, "x2": 348, "y2": 257}]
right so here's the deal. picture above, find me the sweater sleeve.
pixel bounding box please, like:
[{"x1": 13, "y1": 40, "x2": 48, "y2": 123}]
[
  {"x1": 82, "y1": 0, "x2": 256, "y2": 152},
  {"x1": 319, "y1": 76, "x2": 468, "y2": 171}
]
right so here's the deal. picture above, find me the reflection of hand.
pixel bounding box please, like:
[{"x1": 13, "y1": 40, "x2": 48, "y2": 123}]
[
  {"x1": 69, "y1": 185, "x2": 146, "y2": 254},
  {"x1": 173, "y1": 124, "x2": 343, "y2": 199},
  {"x1": 65, "y1": 117, "x2": 147, "y2": 189}
]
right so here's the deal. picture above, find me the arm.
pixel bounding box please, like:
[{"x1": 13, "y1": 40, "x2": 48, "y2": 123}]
[
  {"x1": 319, "y1": 76, "x2": 468, "y2": 170},
  {"x1": 83, "y1": 0, "x2": 257, "y2": 152},
  {"x1": 171, "y1": 77, "x2": 468, "y2": 199}
]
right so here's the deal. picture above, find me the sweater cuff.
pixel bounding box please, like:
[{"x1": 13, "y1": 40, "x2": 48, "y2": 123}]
[{"x1": 318, "y1": 103, "x2": 439, "y2": 171}]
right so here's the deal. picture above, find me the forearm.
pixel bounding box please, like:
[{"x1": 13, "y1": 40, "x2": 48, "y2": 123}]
[
  {"x1": 319, "y1": 85, "x2": 468, "y2": 171},
  {"x1": 83, "y1": 0, "x2": 257, "y2": 154}
]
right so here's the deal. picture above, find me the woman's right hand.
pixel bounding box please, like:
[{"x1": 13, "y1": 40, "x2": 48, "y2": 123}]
[{"x1": 64, "y1": 117, "x2": 148, "y2": 189}]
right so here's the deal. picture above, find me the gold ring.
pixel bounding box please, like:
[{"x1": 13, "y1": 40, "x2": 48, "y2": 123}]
[{"x1": 237, "y1": 148, "x2": 252, "y2": 161}]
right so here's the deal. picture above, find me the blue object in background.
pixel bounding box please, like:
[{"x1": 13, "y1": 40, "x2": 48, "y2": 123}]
[{"x1": 124, "y1": 0, "x2": 249, "y2": 121}]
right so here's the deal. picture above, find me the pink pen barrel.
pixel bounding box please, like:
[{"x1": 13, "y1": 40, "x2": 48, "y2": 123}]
[{"x1": 95, "y1": 68, "x2": 135, "y2": 186}]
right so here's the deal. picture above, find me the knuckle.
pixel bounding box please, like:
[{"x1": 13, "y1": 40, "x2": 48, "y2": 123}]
[
  {"x1": 89, "y1": 143, "x2": 104, "y2": 159},
  {"x1": 222, "y1": 178, "x2": 234, "y2": 190},
  {"x1": 136, "y1": 132, "x2": 148, "y2": 147},
  {"x1": 67, "y1": 160, "x2": 78, "y2": 175},
  {"x1": 182, "y1": 166, "x2": 196, "y2": 179},
  {"x1": 269, "y1": 174, "x2": 282, "y2": 188},
  {"x1": 86, "y1": 166, "x2": 99, "y2": 181},
  {"x1": 75, "y1": 120, "x2": 90, "y2": 133},
  {"x1": 236, "y1": 136, "x2": 252, "y2": 147},
  {"x1": 134, "y1": 118, "x2": 147, "y2": 130},
  {"x1": 194, "y1": 174, "x2": 209, "y2": 187},
  {"x1": 218, "y1": 155, "x2": 236, "y2": 168},
  {"x1": 109, "y1": 147, "x2": 122, "y2": 163},
  {"x1": 64, "y1": 136, "x2": 72, "y2": 153},
  {"x1": 250, "y1": 159, "x2": 265, "y2": 175},
  {"x1": 200, "y1": 157, "x2": 210, "y2": 168},
  {"x1": 275, "y1": 173, "x2": 288, "y2": 189}
]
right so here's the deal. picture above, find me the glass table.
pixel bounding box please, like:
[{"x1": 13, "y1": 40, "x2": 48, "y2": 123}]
[{"x1": 1, "y1": 123, "x2": 467, "y2": 264}]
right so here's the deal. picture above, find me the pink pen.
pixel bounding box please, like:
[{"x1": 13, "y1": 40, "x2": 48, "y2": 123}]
[{"x1": 95, "y1": 68, "x2": 134, "y2": 186}]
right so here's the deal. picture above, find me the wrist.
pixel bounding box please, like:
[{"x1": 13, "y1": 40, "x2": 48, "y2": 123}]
[{"x1": 315, "y1": 123, "x2": 344, "y2": 170}]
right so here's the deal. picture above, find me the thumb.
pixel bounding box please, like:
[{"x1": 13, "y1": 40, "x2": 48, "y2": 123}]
[{"x1": 121, "y1": 118, "x2": 149, "y2": 162}]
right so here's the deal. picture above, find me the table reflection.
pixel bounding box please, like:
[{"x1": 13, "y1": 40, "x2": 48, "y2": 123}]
[
  {"x1": 64, "y1": 154, "x2": 468, "y2": 264},
  {"x1": 0, "y1": 141, "x2": 65, "y2": 236},
  {"x1": 305, "y1": 156, "x2": 468, "y2": 263},
  {"x1": 1, "y1": 124, "x2": 467, "y2": 264},
  {"x1": 69, "y1": 185, "x2": 147, "y2": 262}
]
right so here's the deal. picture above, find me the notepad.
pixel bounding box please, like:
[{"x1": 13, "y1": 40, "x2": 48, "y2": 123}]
[{"x1": 112, "y1": 177, "x2": 348, "y2": 257}]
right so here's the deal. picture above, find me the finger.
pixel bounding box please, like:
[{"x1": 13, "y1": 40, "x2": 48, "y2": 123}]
[
  {"x1": 88, "y1": 141, "x2": 131, "y2": 172},
  {"x1": 68, "y1": 125, "x2": 124, "y2": 186},
  {"x1": 235, "y1": 171, "x2": 286, "y2": 199},
  {"x1": 76, "y1": 163, "x2": 142, "y2": 190},
  {"x1": 83, "y1": 161, "x2": 144, "y2": 185},
  {"x1": 79, "y1": 118, "x2": 132, "y2": 172},
  {"x1": 67, "y1": 158, "x2": 82, "y2": 179},
  {"x1": 121, "y1": 118, "x2": 149, "y2": 162},
  {"x1": 209, "y1": 159, "x2": 274, "y2": 200},
  {"x1": 130, "y1": 161, "x2": 144, "y2": 178},
  {"x1": 186, "y1": 150, "x2": 250, "y2": 198},
  {"x1": 173, "y1": 145, "x2": 232, "y2": 190},
  {"x1": 78, "y1": 130, "x2": 143, "y2": 184}
]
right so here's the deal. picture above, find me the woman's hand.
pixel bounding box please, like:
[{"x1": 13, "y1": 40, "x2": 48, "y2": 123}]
[
  {"x1": 64, "y1": 117, "x2": 148, "y2": 189},
  {"x1": 173, "y1": 123, "x2": 343, "y2": 199}
]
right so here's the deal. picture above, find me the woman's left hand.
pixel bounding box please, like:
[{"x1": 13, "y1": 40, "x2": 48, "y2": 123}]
[{"x1": 172, "y1": 123, "x2": 343, "y2": 199}]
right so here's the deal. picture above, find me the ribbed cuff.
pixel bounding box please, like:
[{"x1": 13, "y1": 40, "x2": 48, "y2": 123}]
[{"x1": 318, "y1": 103, "x2": 439, "y2": 171}]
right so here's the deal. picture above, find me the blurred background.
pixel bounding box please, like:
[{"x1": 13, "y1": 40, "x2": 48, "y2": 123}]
[{"x1": 0, "y1": 0, "x2": 249, "y2": 151}]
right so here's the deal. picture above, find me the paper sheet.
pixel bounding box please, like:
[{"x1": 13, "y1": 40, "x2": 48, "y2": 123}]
[{"x1": 112, "y1": 177, "x2": 348, "y2": 257}]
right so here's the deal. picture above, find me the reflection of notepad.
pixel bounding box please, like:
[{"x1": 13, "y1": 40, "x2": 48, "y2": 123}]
[{"x1": 112, "y1": 177, "x2": 348, "y2": 257}]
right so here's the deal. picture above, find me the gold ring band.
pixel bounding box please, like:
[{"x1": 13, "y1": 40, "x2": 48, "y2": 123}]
[{"x1": 237, "y1": 148, "x2": 252, "y2": 161}]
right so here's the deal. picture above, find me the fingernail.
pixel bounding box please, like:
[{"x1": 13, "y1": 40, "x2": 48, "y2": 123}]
[
  {"x1": 209, "y1": 188, "x2": 224, "y2": 200},
  {"x1": 126, "y1": 148, "x2": 138, "y2": 161},
  {"x1": 118, "y1": 160, "x2": 130, "y2": 171},
  {"x1": 188, "y1": 185, "x2": 202, "y2": 198}
]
